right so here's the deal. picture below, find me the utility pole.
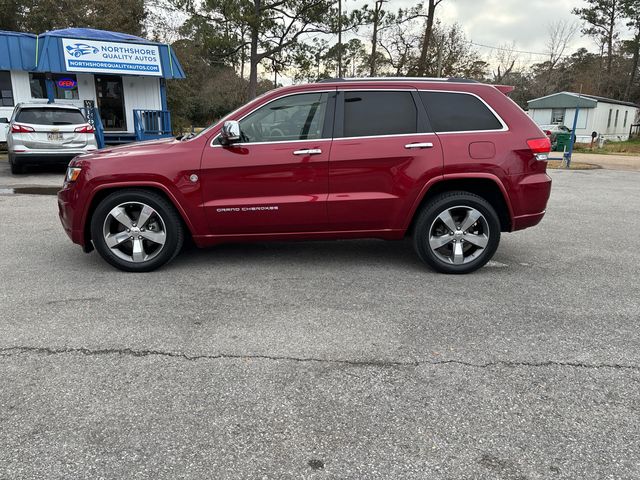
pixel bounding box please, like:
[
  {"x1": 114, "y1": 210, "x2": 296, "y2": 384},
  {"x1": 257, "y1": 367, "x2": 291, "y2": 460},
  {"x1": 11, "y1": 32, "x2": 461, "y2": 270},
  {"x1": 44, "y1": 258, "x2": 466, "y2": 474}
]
[
  {"x1": 337, "y1": 0, "x2": 343, "y2": 78},
  {"x1": 565, "y1": 84, "x2": 583, "y2": 169},
  {"x1": 370, "y1": 0, "x2": 385, "y2": 77},
  {"x1": 436, "y1": 32, "x2": 445, "y2": 77}
]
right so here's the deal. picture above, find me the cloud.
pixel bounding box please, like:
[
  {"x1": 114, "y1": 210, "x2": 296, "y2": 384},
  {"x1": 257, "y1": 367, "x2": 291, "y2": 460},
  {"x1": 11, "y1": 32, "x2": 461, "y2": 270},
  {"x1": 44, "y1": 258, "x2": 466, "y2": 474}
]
[
  {"x1": 437, "y1": 0, "x2": 592, "y2": 54},
  {"x1": 345, "y1": 0, "x2": 614, "y2": 64}
]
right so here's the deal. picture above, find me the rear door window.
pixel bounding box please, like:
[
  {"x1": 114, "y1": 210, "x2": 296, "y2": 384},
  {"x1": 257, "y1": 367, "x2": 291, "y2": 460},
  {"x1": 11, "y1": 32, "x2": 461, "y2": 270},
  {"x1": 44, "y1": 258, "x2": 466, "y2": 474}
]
[
  {"x1": 419, "y1": 91, "x2": 503, "y2": 132},
  {"x1": 16, "y1": 108, "x2": 86, "y2": 125},
  {"x1": 342, "y1": 91, "x2": 417, "y2": 138}
]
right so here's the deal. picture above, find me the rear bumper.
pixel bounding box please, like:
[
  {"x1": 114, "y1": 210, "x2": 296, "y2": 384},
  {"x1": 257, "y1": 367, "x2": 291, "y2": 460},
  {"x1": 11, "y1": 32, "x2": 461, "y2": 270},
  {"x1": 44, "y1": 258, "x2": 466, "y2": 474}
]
[
  {"x1": 509, "y1": 172, "x2": 552, "y2": 232},
  {"x1": 12, "y1": 149, "x2": 97, "y2": 163},
  {"x1": 512, "y1": 211, "x2": 546, "y2": 230}
]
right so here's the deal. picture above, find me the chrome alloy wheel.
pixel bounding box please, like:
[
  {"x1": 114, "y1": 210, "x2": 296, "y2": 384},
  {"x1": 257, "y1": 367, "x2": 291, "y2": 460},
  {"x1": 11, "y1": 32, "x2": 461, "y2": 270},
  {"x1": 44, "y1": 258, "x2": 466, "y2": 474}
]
[
  {"x1": 102, "y1": 202, "x2": 167, "y2": 263},
  {"x1": 428, "y1": 205, "x2": 490, "y2": 265}
]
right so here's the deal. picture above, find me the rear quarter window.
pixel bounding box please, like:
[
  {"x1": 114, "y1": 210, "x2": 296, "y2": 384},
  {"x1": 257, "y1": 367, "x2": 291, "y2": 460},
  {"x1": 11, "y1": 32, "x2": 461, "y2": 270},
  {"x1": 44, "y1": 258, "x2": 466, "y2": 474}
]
[
  {"x1": 419, "y1": 91, "x2": 503, "y2": 133},
  {"x1": 16, "y1": 108, "x2": 86, "y2": 125}
]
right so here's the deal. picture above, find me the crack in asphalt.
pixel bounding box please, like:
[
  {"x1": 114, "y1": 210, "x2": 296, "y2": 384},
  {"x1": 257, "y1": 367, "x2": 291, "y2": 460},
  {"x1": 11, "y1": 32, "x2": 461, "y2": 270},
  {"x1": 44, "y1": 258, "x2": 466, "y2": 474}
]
[{"x1": 0, "y1": 346, "x2": 638, "y2": 371}]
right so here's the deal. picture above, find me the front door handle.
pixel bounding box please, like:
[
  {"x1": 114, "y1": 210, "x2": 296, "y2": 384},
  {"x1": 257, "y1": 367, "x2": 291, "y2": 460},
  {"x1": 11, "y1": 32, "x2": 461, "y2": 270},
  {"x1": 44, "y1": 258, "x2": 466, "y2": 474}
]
[
  {"x1": 293, "y1": 148, "x2": 322, "y2": 155},
  {"x1": 404, "y1": 142, "x2": 434, "y2": 149}
]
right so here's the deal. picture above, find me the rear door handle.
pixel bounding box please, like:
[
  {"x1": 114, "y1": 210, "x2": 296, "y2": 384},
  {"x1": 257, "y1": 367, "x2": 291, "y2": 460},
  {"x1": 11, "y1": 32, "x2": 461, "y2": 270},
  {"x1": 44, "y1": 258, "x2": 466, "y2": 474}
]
[
  {"x1": 293, "y1": 148, "x2": 322, "y2": 155},
  {"x1": 404, "y1": 142, "x2": 434, "y2": 149}
]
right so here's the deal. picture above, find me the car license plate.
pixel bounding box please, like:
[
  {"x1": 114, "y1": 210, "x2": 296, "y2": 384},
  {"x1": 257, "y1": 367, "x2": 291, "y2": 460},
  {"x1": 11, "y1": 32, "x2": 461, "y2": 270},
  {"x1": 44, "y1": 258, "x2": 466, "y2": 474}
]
[{"x1": 48, "y1": 132, "x2": 63, "y2": 141}]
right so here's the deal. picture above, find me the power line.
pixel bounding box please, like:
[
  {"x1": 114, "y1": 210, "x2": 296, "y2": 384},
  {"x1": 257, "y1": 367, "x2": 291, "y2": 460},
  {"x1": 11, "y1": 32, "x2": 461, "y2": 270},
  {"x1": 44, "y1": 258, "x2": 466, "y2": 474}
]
[
  {"x1": 343, "y1": 33, "x2": 569, "y2": 60},
  {"x1": 468, "y1": 41, "x2": 565, "y2": 58},
  {"x1": 334, "y1": 24, "x2": 577, "y2": 63}
]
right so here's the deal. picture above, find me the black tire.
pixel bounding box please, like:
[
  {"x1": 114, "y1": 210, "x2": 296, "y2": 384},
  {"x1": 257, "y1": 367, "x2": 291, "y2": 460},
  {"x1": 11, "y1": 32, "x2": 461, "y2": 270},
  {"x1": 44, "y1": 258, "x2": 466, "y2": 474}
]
[
  {"x1": 90, "y1": 189, "x2": 184, "y2": 272},
  {"x1": 9, "y1": 154, "x2": 24, "y2": 174},
  {"x1": 413, "y1": 191, "x2": 501, "y2": 274}
]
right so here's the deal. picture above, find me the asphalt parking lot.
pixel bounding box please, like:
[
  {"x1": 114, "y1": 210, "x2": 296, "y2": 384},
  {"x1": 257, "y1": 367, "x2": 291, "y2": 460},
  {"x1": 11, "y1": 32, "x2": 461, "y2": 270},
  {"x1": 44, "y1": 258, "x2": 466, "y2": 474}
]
[{"x1": 1, "y1": 159, "x2": 639, "y2": 479}]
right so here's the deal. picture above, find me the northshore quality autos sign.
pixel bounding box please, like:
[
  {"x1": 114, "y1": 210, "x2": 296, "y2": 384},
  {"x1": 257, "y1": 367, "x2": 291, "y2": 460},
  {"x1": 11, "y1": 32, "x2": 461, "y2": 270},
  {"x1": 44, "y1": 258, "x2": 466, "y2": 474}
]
[{"x1": 61, "y1": 38, "x2": 163, "y2": 77}]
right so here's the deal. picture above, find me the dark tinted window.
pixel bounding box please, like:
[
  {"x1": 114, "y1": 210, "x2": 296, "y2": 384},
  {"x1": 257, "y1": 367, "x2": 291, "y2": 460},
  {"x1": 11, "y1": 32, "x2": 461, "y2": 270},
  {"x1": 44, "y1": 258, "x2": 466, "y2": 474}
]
[
  {"x1": 16, "y1": 108, "x2": 86, "y2": 125},
  {"x1": 419, "y1": 91, "x2": 503, "y2": 132},
  {"x1": 29, "y1": 73, "x2": 47, "y2": 98},
  {"x1": 0, "y1": 71, "x2": 14, "y2": 106},
  {"x1": 343, "y1": 91, "x2": 417, "y2": 137}
]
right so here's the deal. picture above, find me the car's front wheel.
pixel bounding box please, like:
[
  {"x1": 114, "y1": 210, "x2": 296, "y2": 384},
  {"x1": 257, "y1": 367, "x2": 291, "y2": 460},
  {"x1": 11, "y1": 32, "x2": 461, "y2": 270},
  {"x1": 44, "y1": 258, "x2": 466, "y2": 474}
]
[
  {"x1": 90, "y1": 189, "x2": 184, "y2": 272},
  {"x1": 413, "y1": 191, "x2": 501, "y2": 274}
]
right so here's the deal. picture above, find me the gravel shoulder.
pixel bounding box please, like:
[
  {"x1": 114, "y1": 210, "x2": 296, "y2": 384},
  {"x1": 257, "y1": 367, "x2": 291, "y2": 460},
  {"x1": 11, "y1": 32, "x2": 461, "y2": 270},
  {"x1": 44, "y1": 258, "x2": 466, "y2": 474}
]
[{"x1": 571, "y1": 152, "x2": 640, "y2": 171}]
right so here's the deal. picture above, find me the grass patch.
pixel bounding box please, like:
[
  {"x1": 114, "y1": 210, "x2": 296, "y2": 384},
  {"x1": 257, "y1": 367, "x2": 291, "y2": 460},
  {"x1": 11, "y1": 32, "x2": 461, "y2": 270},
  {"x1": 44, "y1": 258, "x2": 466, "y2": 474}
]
[
  {"x1": 573, "y1": 137, "x2": 640, "y2": 155},
  {"x1": 547, "y1": 160, "x2": 600, "y2": 170}
]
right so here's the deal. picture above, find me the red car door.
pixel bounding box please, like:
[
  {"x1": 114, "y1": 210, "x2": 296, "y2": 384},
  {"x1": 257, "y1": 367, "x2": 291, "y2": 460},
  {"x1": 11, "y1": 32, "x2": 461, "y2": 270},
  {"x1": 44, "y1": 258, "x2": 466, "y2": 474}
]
[
  {"x1": 199, "y1": 91, "x2": 335, "y2": 235},
  {"x1": 328, "y1": 89, "x2": 444, "y2": 231}
]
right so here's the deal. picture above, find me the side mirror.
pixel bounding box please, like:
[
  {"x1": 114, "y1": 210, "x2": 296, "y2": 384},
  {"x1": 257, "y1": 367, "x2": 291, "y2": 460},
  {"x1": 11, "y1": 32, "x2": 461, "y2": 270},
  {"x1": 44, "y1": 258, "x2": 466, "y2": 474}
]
[
  {"x1": 0, "y1": 117, "x2": 9, "y2": 124},
  {"x1": 220, "y1": 120, "x2": 241, "y2": 145}
]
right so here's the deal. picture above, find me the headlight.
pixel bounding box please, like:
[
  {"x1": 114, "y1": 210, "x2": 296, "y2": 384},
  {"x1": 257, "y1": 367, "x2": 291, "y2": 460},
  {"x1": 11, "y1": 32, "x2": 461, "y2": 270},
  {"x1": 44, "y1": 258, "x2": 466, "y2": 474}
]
[{"x1": 65, "y1": 167, "x2": 82, "y2": 183}]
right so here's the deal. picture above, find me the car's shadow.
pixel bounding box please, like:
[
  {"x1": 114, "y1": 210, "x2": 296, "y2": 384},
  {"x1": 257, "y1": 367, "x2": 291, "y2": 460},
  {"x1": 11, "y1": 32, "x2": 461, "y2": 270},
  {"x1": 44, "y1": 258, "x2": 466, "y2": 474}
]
[
  {"x1": 0, "y1": 155, "x2": 67, "y2": 178},
  {"x1": 173, "y1": 238, "x2": 427, "y2": 272},
  {"x1": 17, "y1": 164, "x2": 68, "y2": 175}
]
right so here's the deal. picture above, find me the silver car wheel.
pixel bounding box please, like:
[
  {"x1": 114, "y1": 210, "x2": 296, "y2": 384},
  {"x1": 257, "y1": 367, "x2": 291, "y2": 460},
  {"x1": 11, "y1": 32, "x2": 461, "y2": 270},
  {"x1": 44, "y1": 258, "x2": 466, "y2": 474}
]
[
  {"x1": 102, "y1": 202, "x2": 167, "y2": 263},
  {"x1": 428, "y1": 205, "x2": 490, "y2": 265}
]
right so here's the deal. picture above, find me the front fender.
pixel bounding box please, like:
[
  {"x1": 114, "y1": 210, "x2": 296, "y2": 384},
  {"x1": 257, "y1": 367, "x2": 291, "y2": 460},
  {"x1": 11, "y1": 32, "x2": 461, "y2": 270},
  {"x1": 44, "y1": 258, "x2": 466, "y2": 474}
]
[{"x1": 76, "y1": 175, "x2": 207, "y2": 245}]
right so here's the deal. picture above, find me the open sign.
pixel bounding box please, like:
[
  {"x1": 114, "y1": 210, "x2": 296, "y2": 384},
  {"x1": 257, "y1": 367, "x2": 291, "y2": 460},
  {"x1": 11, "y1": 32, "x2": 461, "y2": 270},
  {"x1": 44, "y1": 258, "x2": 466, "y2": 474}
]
[{"x1": 57, "y1": 78, "x2": 77, "y2": 89}]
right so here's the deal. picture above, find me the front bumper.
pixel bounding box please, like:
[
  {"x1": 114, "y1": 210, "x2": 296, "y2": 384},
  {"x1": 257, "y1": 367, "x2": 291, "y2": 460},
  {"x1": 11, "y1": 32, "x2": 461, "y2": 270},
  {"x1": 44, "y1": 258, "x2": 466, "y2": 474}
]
[{"x1": 57, "y1": 185, "x2": 86, "y2": 248}]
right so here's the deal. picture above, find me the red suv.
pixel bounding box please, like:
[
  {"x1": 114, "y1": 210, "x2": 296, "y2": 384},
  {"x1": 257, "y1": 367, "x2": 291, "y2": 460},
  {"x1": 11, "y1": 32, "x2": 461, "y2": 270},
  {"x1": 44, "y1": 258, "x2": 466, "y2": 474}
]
[{"x1": 58, "y1": 78, "x2": 551, "y2": 274}]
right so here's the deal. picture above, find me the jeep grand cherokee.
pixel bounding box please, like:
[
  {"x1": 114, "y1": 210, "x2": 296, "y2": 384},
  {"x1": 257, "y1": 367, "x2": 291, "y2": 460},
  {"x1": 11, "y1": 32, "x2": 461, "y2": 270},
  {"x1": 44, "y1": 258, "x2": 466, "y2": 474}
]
[{"x1": 58, "y1": 78, "x2": 552, "y2": 274}]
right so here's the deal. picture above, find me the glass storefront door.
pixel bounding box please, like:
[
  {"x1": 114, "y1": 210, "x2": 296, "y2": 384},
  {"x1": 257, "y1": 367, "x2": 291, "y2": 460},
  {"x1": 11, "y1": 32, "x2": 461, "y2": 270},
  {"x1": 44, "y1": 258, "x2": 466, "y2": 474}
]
[{"x1": 95, "y1": 75, "x2": 126, "y2": 131}]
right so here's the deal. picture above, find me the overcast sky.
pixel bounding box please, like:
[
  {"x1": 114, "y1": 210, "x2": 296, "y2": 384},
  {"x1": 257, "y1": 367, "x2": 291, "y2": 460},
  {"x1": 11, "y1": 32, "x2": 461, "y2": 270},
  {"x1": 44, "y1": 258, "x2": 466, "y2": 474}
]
[
  {"x1": 344, "y1": 0, "x2": 611, "y2": 66},
  {"x1": 435, "y1": 0, "x2": 592, "y2": 52}
]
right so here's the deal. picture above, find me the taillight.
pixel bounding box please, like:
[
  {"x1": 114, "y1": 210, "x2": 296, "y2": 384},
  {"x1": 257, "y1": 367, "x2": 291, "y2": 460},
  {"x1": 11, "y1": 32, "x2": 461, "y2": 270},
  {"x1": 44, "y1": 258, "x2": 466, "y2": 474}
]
[
  {"x1": 74, "y1": 124, "x2": 95, "y2": 133},
  {"x1": 11, "y1": 123, "x2": 35, "y2": 133},
  {"x1": 527, "y1": 138, "x2": 551, "y2": 161}
]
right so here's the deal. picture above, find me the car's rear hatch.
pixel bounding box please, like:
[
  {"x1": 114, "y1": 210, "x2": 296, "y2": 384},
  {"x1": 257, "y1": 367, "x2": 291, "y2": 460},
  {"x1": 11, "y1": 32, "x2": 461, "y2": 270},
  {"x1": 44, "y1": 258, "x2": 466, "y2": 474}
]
[{"x1": 14, "y1": 107, "x2": 90, "y2": 149}]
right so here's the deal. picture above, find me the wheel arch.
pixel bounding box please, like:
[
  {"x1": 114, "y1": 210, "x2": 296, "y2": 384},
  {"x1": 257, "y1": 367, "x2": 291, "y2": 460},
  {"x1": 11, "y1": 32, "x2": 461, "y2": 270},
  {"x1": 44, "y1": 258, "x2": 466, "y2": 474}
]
[
  {"x1": 82, "y1": 183, "x2": 196, "y2": 250},
  {"x1": 405, "y1": 175, "x2": 513, "y2": 236}
]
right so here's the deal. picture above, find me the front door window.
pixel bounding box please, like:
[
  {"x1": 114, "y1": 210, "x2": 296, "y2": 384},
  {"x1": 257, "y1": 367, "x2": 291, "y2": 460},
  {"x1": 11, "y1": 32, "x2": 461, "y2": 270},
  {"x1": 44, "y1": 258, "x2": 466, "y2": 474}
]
[
  {"x1": 239, "y1": 92, "x2": 329, "y2": 143},
  {"x1": 95, "y1": 75, "x2": 126, "y2": 131}
]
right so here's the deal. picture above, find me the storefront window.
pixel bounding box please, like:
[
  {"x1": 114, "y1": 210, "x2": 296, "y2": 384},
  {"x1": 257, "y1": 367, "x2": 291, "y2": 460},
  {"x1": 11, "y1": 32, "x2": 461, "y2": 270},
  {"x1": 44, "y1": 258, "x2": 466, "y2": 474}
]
[
  {"x1": 0, "y1": 71, "x2": 14, "y2": 106},
  {"x1": 29, "y1": 73, "x2": 47, "y2": 98},
  {"x1": 29, "y1": 73, "x2": 80, "y2": 100}
]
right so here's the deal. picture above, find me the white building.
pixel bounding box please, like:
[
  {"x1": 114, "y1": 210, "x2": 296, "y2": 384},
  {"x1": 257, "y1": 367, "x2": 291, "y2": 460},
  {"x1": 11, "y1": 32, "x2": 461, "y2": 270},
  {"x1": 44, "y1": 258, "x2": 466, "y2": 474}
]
[
  {"x1": 526, "y1": 92, "x2": 640, "y2": 142},
  {"x1": 0, "y1": 28, "x2": 185, "y2": 145}
]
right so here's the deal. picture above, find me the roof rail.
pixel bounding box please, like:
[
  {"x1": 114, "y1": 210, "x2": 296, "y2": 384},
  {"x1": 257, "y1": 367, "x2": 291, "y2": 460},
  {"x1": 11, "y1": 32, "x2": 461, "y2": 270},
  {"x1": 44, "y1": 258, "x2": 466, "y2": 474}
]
[{"x1": 316, "y1": 77, "x2": 480, "y2": 84}]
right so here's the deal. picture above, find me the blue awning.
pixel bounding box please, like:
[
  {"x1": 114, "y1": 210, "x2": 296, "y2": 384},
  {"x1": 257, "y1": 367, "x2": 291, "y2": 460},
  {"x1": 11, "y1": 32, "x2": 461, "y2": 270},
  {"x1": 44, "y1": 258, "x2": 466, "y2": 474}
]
[
  {"x1": 0, "y1": 28, "x2": 185, "y2": 79},
  {"x1": 0, "y1": 31, "x2": 37, "y2": 71}
]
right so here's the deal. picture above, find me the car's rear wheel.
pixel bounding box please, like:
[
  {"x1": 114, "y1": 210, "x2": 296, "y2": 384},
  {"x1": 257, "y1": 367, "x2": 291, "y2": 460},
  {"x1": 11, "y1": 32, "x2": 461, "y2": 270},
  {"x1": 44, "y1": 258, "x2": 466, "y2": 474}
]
[
  {"x1": 90, "y1": 189, "x2": 184, "y2": 272},
  {"x1": 413, "y1": 191, "x2": 501, "y2": 274},
  {"x1": 8, "y1": 154, "x2": 24, "y2": 174}
]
